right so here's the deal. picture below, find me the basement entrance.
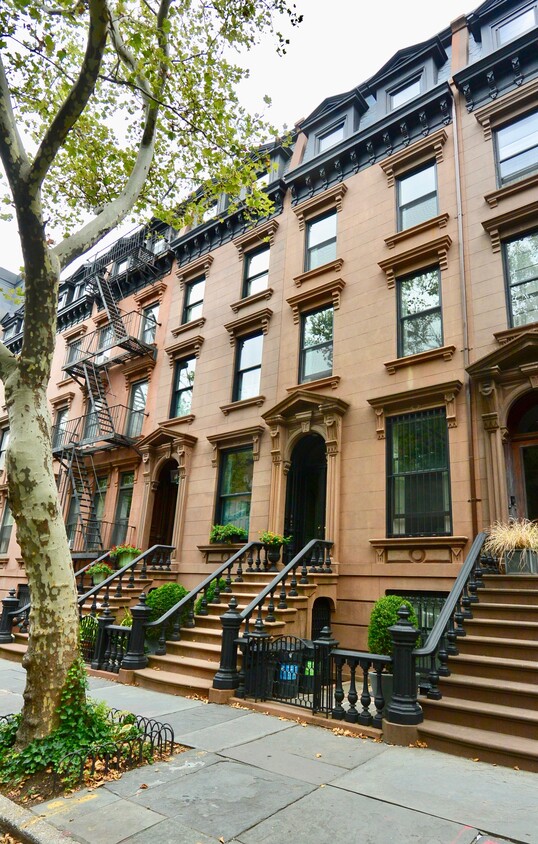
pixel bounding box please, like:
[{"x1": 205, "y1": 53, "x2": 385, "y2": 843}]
[
  {"x1": 508, "y1": 393, "x2": 538, "y2": 521},
  {"x1": 284, "y1": 433, "x2": 327, "y2": 556},
  {"x1": 148, "y1": 459, "x2": 179, "y2": 547}
]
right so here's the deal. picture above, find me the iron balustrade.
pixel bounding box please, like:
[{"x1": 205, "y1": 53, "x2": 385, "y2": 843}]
[
  {"x1": 51, "y1": 404, "x2": 146, "y2": 451},
  {"x1": 61, "y1": 310, "x2": 157, "y2": 370},
  {"x1": 213, "y1": 538, "x2": 333, "y2": 691}
]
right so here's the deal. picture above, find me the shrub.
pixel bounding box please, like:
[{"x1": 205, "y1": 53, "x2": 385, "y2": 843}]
[
  {"x1": 87, "y1": 562, "x2": 114, "y2": 579},
  {"x1": 145, "y1": 582, "x2": 189, "y2": 640},
  {"x1": 367, "y1": 595, "x2": 419, "y2": 660}
]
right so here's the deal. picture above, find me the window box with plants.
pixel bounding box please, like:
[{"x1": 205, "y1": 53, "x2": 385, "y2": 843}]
[
  {"x1": 209, "y1": 524, "x2": 248, "y2": 545},
  {"x1": 367, "y1": 594, "x2": 419, "y2": 714},
  {"x1": 109, "y1": 544, "x2": 142, "y2": 568},
  {"x1": 87, "y1": 562, "x2": 115, "y2": 586},
  {"x1": 259, "y1": 531, "x2": 292, "y2": 569},
  {"x1": 484, "y1": 519, "x2": 538, "y2": 575}
]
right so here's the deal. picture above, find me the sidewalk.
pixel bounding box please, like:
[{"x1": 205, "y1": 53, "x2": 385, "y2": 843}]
[{"x1": 0, "y1": 658, "x2": 535, "y2": 844}]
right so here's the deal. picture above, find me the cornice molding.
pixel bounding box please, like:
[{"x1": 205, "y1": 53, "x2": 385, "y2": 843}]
[
  {"x1": 378, "y1": 235, "x2": 452, "y2": 288},
  {"x1": 473, "y1": 77, "x2": 538, "y2": 140},
  {"x1": 292, "y1": 184, "x2": 348, "y2": 230},
  {"x1": 133, "y1": 280, "x2": 167, "y2": 306},
  {"x1": 379, "y1": 128, "x2": 448, "y2": 186},
  {"x1": 164, "y1": 335, "x2": 204, "y2": 364},
  {"x1": 230, "y1": 288, "x2": 273, "y2": 314},
  {"x1": 482, "y1": 201, "x2": 538, "y2": 252},
  {"x1": 233, "y1": 220, "x2": 279, "y2": 259},
  {"x1": 176, "y1": 254, "x2": 213, "y2": 289},
  {"x1": 367, "y1": 379, "x2": 462, "y2": 437},
  {"x1": 286, "y1": 279, "x2": 346, "y2": 323},
  {"x1": 206, "y1": 425, "x2": 265, "y2": 465},
  {"x1": 224, "y1": 308, "x2": 273, "y2": 344}
]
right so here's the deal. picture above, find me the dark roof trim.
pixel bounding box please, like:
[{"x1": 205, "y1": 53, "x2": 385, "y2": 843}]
[
  {"x1": 364, "y1": 37, "x2": 448, "y2": 94},
  {"x1": 467, "y1": 0, "x2": 524, "y2": 41},
  {"x1": 299, "y1": 88, "x2": 369, "y2": 133}
]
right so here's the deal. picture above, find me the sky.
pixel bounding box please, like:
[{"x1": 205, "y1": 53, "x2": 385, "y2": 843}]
[{"x1": 0, "y1": 0, "x2": 474, "y2": 274}]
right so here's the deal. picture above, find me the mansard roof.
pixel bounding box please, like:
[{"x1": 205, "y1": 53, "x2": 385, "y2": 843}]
[
  {"x1": 299, "y1": 88, "x2": 368, "y2": 133},
  {"x1": 364, "y1": 36, "x2": 448, "y2": 93},
  {"x1": 468, "y1": 0, "x2": 521, "y2": 38}
]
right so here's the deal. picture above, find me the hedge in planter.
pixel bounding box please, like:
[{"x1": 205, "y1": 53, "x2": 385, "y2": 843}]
[
  {"x1": 367, "y1": 594, "x2": 419, "y2": 660},
  {"x1": 145, "y1": 583, "x2": 189, "y2": 640}
]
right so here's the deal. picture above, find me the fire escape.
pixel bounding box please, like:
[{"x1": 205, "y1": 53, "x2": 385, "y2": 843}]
[{"x1": 52, "y1": 232, "x2": 166, "y2": 554}]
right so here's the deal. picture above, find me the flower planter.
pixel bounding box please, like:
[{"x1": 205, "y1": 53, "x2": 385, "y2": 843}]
[
  {"x1": 91, "y1": 572, "x2": 109, "y2": 586},
  {"x1": 265, "y1": 545, "x2": 282, "y2": 570},
  {"x1": 115, "y1": 551, "x2": 139, "y2": 568},
  {"x1": 505, "y1": 549, "x2": 538, "y2": 575}
]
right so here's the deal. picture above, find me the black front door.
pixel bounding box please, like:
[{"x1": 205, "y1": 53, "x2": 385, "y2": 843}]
[
  {"x1": 149, "y1": 460, "x2": 179, "y2": 547},
  {"x1": 284, "y1": 434, "x2": 327, "y2": 556}
]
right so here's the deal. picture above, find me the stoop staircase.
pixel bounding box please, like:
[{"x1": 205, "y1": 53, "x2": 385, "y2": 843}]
[{"x1": 418, "y1": 573, "x2": 538, "y2": 772}]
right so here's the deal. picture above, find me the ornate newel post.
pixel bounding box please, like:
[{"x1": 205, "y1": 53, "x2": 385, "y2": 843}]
[
  {"x1": 313, "y1": 625, "x2": 339, "y2": 713},
  {"x1": 384, "y1": 605, "x2": 423, "y2": 743},
  {"x1": 121, "y1": 593, "x2": 151, "y2": 670},
  {"x1": 213, "y1": 597, "x2": 241, "y2": 690},
  {"x1": 0, "y1": 589, "x2": 19, "y2": 644}
]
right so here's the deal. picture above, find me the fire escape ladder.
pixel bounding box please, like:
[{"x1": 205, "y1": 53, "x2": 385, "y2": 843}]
[
  {"x1": 90, "y1": 272, "x2": 129, "y2": 343},
  {"x1": 57, "y1": 445, "x2": 103, "y2": 552},
  {"x1": 82, "y1": 361, "x2": 115, "y2": 439}
]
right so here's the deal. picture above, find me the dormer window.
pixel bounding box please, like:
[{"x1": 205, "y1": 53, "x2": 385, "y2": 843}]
[
  {"x1": 495, "y1": 4, "x2": 537, "y2": 46},
  {"x1": 317, "y1": 122, "x2": 345, "y2": 154},
  {"x1": 390, "y1": 76, "x2": 422, "y2": 110}
]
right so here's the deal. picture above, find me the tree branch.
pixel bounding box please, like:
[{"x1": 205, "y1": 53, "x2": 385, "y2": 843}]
[
  {"x1": 28, "y1": 0, "x2": 109, "y2": 190},
  {"x1": 0, "y1": 57, "x2": 30, "y2": 201},
  {"x1": 0, "y1": 339, "x2": 18, "y2": 383},
  {"x1": 53, "y1": 0, "x2": 172, "y2": 270}
]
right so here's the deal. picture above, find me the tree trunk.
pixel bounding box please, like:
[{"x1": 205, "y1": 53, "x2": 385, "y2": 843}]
[{"x1": 4, "y1": 369, "x2": 79, "y2": 746}]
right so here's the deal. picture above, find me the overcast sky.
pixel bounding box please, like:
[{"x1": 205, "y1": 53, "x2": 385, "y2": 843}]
[{"x1": 0, "y1": 0, "x2": 473, "y2": 274}]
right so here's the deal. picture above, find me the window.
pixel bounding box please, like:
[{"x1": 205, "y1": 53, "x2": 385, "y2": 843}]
[
  {"x1": 0, "y1": 501, "x2": 14, "y2": 553},
  {"x1": 216, "y1": 448, "x2": 254, "y2": 533},
  {"x1": 397, "y1": 163, "x2": 438, "y2": 230},
  {"x1": 140, "y1": 303, "x2": 159, "y2": 345},
  {"x1": 111, "y1": 471, "x2": 134, "y2": 546},
  {"x1": 504, "y1": 230, "x2": 538, "y2": 327},
  {"x1": 243, "y1": 247, "x2": 270, "y2": 298},
  {"x1": 65, "y1": 493, "x2": 80, "y2": 549},
  {"x1": 398, "y1": 268, "x2": 442, "y2": 357},
  {"x1": 495, "y1": 111, "x2": 538, "y2": 187},
  {"x1": 170, "y1": 357, "x2": 196, "y2": 418},
  {"x1": 300, "y1": 306, "x2": 333, "y2": 383},
  {"x1": 126, "y1": 379, "x2": 148, "y2": 438},
  {"x1": 317, "y1": 123, "x2": 345, "y2": 153},
  {"x1": 115, "y1": 256, "x2": 130, "y2": 276},
  {"x1": 95, "y1": 323, "x2": 113, "y2": 365},
  {"x1": 305, "y1": 212, "x2": 337, "y2": 271},
  {"x1": 495, "y1": 5, "x2": 537, "y2": 45},
  {"x1": 234, "y1": 333, "x2": 263, "y2": 401},
  {"x1": 183, "y1": 276, "x2": 205, "y2": 324},
  {"x1": 387, "y1": 408, "x2": 452, "y2": 537},
  {"x1": 390, "y1": 77, "x2": 422, "y2": 110},
  {"x1": 66, "y1": 338, "x2": 82, "y2": 365},
  {"x1": 52, "y1": 407, "x2": 69, "y2": 450},
  {"x1": 0, "y1": 429, "x2": 9, "y2": 472},
  {"x1": 88, "y1": 476, "x2": 107, "y2": 549}
]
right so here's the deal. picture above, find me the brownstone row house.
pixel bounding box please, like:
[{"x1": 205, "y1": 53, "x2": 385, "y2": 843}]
[{"x1": 1, "y1": 0, "x2": 537, "y2": 668}]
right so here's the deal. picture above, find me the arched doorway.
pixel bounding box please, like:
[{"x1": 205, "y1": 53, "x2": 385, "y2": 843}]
[
  {"x1": 507, "y1": 393, "x2": 538, "y2": 521},
  {"x1": 148, "y1": 459, "x2": 179, "y2": 547},
  {"x1": 284, "y1": 433, "x2": 327, "y2": 555}
]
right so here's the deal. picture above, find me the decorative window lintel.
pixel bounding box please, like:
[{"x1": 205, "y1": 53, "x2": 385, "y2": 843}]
[
  {"x1": 176, "y1": 254, "x2": 213, "y2": 290},
  {"x1": 207, "y1": 425, "x2": 264, "y2": 467},
  {"x1": 294, "y1": 258, "x2": 344, "y2": 288},
  {"x1": 122, "y1": 357, "x2": 156, "y2": 389},
  {"x1": 379, "y1": 128, "x2": 448, "y2": 187},
  {"x1": 233, "y1": 220, "x2": 279, "y2": 260},
  {"x1": 62, "y1": 324, "x2": 88, "y2": 342},
  {"x1": 378, "y1": 235, "x2": 452, "y2": 288},
  {"x1": 292, "y1": 183, "x2": 348, "y2": 231},
  {"x1": 367, "y1": 379, "x2": 463, "y2": 439},
  {"x1": 384, "y1": 345, "x2": 456, "y2": 374},
  {"x1": 133, "y1": 281, "x2": 167, "y2": 307},
  {"x1": 220, "y1": 395, "x2": 266, "y2": 415},
  {"x1": 171, "y1": 317, "x2": 206, "y2": 338},
  {"x1": 224, "y1": 308, "x2": 273, "y2": 345},
  {"x1": 50, "y1": 392, "x2": 75, "y2": 409},
  {"x1": 287, "y1": 279, "x2": 346, "y2": 324},
  {"x1": 164, "y1": 335, "x2": 204, "y2": 366},
  {"x1": 474, "y1": 78, "x2": 538, "y2": 141},
  {"x1": 385, "y1": 213, "x2": 450, "y2": 250},
  {"x1": 482, "y1": 201, "x2": 538, "y2": 252},
  {"x1": 230, "y1": 288, "x2": 273, "y2": 314}
]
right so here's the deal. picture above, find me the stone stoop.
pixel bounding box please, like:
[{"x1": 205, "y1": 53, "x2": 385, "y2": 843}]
[
  {"x1": 418, "y1": 574, "x2": 538, "y2": 772},
  {"x1": 131, "y1": 570, "x2": 337, "y2": 698}
]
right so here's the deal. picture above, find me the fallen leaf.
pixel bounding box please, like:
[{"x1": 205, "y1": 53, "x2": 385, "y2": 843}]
[
  {"x1": 514, "y1": 766, "x2": 520, "y2": 771},
  {"x1": 320, "y1": 784, "x2": 326, "y2": 788},
  {"x1": 315, "y1": 753, "x2": 322, "y2": 758},
  {"x1": 139, "y1": 784, "x2": 148, "y2": 789},
  {"x1": 472, "y1": 758, "x2": 480, "y2": 762}
]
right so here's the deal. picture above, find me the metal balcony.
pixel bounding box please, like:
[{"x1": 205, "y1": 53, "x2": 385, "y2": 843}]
[
  {"x1": 62, "y1": 310, "x2": 157, "y2": 374},
  {"x1": 52, "y1": 405, "x2": 146, "y2": 454}
]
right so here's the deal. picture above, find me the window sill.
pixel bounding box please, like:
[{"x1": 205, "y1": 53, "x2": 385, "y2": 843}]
[
  {"x1": 370, "y1": 535, "x2": 468, "y2": 565},
  {"x1": 494, "y1": 321, "x2": 538, "y2": 346},
  {"x1": 158, "y1": 414, "x2": 196, "y2": 427},
  {"x1": 287, "y1": 374, "x2": 341, "y2": 392},
  {"x1": 294, "y1": 259, "x2": 344, "y2": 287},
  {"x1": 384, "y1": 213, "x2": 450, "y2": 250},
  {"x1": 220, "y1": 395, "x2": 265, "y2": 415},
  {"x1": 198, "y1": 544, "x2": 247, "y2": 565},
  {"x1": 171, "y1": 317, "x2": 206, "y2": 338},
  {"x1": 230, "y1": 288, "x2": 273, "y2": 314},
  {"x1": 384, "y1": 344, "x2": 456, "y2": 374},
  {"x1": 378, "y1": 235, "x2": 452, "y2": 288},
  {"x1": 485, "y1": 173, "x2": 538, "y2": 209}
]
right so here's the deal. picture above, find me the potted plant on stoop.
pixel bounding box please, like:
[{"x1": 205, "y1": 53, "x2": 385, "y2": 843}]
[
  {"x1": 209, "y1": 524, "x2": 248, "y2": 544},
  {"x1": 484, "y1": 519, "x2": 538, "y2": 574},
  {"x1": 87, "y1": 561, "x2": 115, "y2": 586},
  {"x1": 367, "y1": 594, "x2": 419, "y2": 714},
  {"x1": 259, "y1": 531, "x2": 292, "y2": 570},
  {"x1": 109, "y1": 543, "x2": 142, "y2": 568}
]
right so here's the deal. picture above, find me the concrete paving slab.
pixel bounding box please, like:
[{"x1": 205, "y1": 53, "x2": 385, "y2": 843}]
[
  {"x1": 159, "y1": 703, "x2": 251, "y2": 736},
  {"x1": 224, "y1": 722, "x2": 388, "y2": 769},
  {"x1": 130, "y1": 758, "x2": 315, "y2": 840},
  {"x1": 330, "y1": 745, "x2": 538, "y2": 843},
  {"x1": 222, "y1": 741, "x2": 347, "y2": 785},
  {"x1": 177, "y1": 711, "x2": 295, "y2": 751},
  {"x1": 87, "y1": 676, "x2": 121, "y2": 691},
  {"x1": 49, "y1": 799, "x2": 163, "y2": 844},
  {"x1": 88, "y1": 684, "x2": 203, "y2": 717},
  {"x1": 103, "y1": 749, "x2": 221, "y2": 797},
  {"x1": 233, "y1": 785, "x2": 479, "y2": 844},
  {"x1": 121, "y1": 817, "x2": 217, "y2": 844},
  {"x1": 0, "y1": 690, "x2": 22, "y2": 715},
  {"x1": 31, "y1": 786, "x2": 121, "y2": 827},
  {"x1": 0, "y1": 668, "x2": 27, "y2": 695},
  {"x1": 0, "y1": 659, "x2": 24, "y2": 673}
]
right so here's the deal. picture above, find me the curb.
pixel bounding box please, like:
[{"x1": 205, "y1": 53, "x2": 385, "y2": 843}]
[{"x1": 0, "y1": 795, "x2": 73, "y2": 844}]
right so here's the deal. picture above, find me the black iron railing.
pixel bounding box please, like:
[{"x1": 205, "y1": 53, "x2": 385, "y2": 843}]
[{"x1": 61, "y1": 311, "x2": 157, "y2": 370}]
